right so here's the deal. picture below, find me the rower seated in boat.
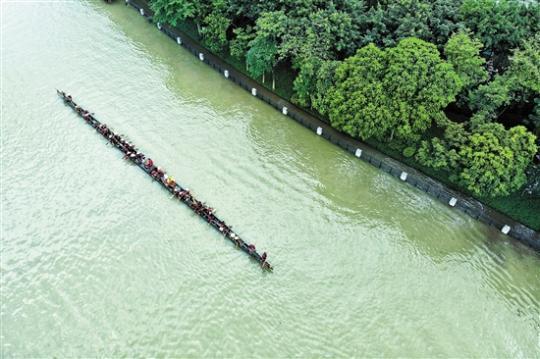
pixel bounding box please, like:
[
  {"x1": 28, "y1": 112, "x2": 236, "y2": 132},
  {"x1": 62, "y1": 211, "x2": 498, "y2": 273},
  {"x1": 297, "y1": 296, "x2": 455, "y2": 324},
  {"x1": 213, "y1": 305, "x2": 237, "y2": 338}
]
[
  {"x1": 144, "y1": 158, "x2": 153, "y2": 168},
  {"x1": 98, "y1": 123, "x2": 107, "y2": 134},
  {"x1": 261, "y1": 252, "x2": 267, "y2": 264},
  {"x1": 232, "y1": 234, "x2": 241, "y2": 247},
  {"x1": 247, "y1": 244, "x2": 256, "y2": 254},
  {"x1": 166, "y1": 177, "x2": 176, "y2": 188}
]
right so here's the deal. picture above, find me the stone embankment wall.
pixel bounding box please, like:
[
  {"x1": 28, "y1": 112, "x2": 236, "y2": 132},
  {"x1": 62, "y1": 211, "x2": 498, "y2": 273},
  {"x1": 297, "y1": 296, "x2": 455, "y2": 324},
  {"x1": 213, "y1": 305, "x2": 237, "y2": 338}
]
[{"x1": 124, "y1": 0, "x2": 540, "y2": 251}]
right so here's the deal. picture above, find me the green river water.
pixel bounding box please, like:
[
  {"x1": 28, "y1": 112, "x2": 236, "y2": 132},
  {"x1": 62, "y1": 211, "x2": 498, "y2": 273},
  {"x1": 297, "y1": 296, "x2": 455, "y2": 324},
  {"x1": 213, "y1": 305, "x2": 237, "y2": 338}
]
[{"x1": 2, "y1": 1, "x2": 539, "y2": 357}]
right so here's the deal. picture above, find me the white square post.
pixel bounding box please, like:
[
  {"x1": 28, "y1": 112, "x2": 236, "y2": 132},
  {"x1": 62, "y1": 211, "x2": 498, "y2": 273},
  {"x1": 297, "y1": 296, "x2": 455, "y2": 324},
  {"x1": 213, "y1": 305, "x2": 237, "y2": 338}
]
[
  {"x1": 251, "y1": 88, "x2": 257, "y2": 96},
  {"x1": 316, "y1": 126, "x2": 323, "y2": 136},
  {"x1": 501, "y1": 225, "x2": 511, "y2": 235},
  {"x1": 400, "y1": 172, "x2": 408, "y2": 181},
  {"x1": 224, "y1": 70, "x2": 229, "y2": 78},
  {"x1": 176, "y1": 36, "x2": 182, "y2": 45},
  {"x1": 355, "y1": 148, "x2": 362, "y2": 158},
  {"x1": 199, "y1": 53, "x2": 204, "y2": 61},
  {"x1": 139, "y1": 8, "x2": 144, "y2": 16},
  {"x1": 282, "y1": 107, "x2": 288, "y2": 115},
  {"x1": 157, "y1": 22, "x2": 162, "y2": 30},
  {"x1": 449, "y1": 197, "x2": 457, "y2": 207}
]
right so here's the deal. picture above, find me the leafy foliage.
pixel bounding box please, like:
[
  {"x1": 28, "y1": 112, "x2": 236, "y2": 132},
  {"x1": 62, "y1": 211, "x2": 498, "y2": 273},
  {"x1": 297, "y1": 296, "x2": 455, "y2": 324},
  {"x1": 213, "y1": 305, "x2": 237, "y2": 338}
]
[
  {"x1": 229, "y1": 26, "x2": 254, "y2": 60},
  {"x1": 457, "y1": 124, "x2": 537, "y2": 197},
  {"x1": 151, "y1": 0, "x2": 208, "y2": 27},
  {"x1": 402, "y1": 146, "x2": 416, "y2": 158},
  {"x1": 325, "y1": 44, "x2": 393, "y2": 140},
  {"x1": 292, "y1": 58, "x2": 339, "y2": 113},
  {"x1": 354, "y1": 0, "x2": 464, "y2": 49},
  {"x1": 246, "y1": 37, "x2": 277, "y2": 82},
  {"x1": 469, "y1": 35, "x2": 540, "y2": 124},
  {"x1": 326, "y1": 38, "x2": 462, "y2": 142},
  {"x1": 459, "y1": 0, "x2": 539, "y2": 60},
  {"x1": 416, "y1": 138, "x2": 458, "y2": 170},
  {"x1": 149, "y1": 0, "x2": 540, "y2": 210},
  {"x1": 417, "y1": 121, "x2": 537, "y2": 197},
  {"x1": 444, "y1": 31, "x2": 487, "y2": 105},
  {"x1": 201, "y1": 12, "x2": 230, "y2": 52}
]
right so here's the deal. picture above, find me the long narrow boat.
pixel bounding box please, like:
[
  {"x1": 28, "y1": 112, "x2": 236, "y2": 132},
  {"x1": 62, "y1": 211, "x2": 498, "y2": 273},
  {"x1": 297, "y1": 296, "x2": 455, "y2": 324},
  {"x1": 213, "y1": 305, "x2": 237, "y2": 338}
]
[{"x1": 57, "y1": 90, "x2": 272, "y2": 271}]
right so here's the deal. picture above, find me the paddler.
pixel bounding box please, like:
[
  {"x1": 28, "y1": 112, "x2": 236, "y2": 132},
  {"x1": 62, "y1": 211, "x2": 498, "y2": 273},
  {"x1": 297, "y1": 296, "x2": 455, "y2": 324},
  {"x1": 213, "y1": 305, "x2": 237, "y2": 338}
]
[
  {"x1": 144, "y1": 158, "x2": 154, "y2": 169},
  {"x1": 162, "y1": 173, "x2": 169, "y2": 185},
  {"x1": 166, "y1": 177, "x2": 176, "y2": 188},
  {"x1": 247, "y1": 244, "x2": 256, "y2": 254},
  {"x1": 233, "y1": 234, "x2": 242, "y2": 247}
]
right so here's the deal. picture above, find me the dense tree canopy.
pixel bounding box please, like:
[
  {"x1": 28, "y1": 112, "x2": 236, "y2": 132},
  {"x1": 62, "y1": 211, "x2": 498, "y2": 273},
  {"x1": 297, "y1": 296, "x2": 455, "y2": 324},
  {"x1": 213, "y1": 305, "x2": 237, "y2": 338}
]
[
  {"x1": 470, "y1": 35, "x2": 540, "y2": 125},
  {"x1": 151, "y1": 0, "x2": 209, "y2": 28},
  {"x1": 326, "y1": 38, "x2": 461, "y2": 142},
  {"x1": 444, "y1": 31, "x2": 487, "y2": 105},
  {"x1": 149, "y1": 0, "x2": 540, "y2": 201},
  {"x1": 457, "y1": 124, "x2": 537, "y2": 197},
  {"x1": 459, "y1": 0, "x2": 540, "y2": 63},
  {"x1": 325, "y1": 44, "x2": 392, "y2": 140},
  {"x1": 417, "y1": 121, "x2": 537, "y2": 197}
]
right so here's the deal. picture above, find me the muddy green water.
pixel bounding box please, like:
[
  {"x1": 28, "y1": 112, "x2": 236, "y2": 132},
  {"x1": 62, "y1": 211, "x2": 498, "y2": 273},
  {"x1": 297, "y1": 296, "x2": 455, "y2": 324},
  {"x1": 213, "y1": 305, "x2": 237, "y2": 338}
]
[{"x1": 2, "y1": 1, "x2": 539, "y2": 357}]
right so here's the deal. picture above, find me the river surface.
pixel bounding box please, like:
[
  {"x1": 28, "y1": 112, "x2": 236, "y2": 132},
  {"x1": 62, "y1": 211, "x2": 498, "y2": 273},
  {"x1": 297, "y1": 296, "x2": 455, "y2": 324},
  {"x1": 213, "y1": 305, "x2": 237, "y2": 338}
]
[{"x1": 2, "y1": 1, "x2": 540, "y2": 357}]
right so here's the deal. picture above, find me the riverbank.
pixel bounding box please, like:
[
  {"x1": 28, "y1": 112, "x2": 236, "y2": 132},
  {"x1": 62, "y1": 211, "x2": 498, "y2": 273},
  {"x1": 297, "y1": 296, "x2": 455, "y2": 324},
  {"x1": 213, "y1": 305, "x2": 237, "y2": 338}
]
[{"x1": 123, "y1": 0, "x2": 539, "y2": 250}]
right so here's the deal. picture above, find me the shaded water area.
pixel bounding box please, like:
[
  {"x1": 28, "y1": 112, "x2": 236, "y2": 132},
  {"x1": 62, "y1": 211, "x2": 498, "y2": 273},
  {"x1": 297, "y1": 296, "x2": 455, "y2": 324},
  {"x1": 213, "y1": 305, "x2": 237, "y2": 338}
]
[{"x1": 2, "y1": 1, "x2": 539, "y2": 356}]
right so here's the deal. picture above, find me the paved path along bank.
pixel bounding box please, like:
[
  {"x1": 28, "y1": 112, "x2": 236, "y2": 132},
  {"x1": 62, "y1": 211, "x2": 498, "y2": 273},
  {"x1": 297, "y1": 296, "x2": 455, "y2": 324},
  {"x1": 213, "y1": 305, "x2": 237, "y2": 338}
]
[{"x1": 124, "y1": 0, "x2": 540, "y2": 251}]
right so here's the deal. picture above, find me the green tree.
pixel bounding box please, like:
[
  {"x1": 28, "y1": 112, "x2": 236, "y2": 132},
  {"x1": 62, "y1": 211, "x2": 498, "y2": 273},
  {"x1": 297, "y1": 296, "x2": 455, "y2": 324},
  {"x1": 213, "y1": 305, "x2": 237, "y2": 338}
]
[
  {"x1": 325, "y1": 44, "x2": 393, "y2": 140},
  {"x1": 246, "y1": 37, "x2": 278, "y2": 87},
  {"x1": 325, "y1": 38, "x2": 461, "y2": 142},
  {"x1": 201, "y1": 12, "x2": 230, "y2": 53},
  {"x1": 416, "y1": 138, "x2": 458, "y2": 170},
  {"x1": 457, "y1": 124, "x2": 537, "y2": 197},
  {"x1": 355, "y1": 0, "x2": 463, "y2": 49},
  {"x1": 292, "y1": 57, "x2": 320, "y2": 108},
  {"x1": 245, "y1": 11, "x2": 287, "y2": 88},
  {"x1": 459, "y1": 0, "x2": 539, "y2": 64},
  {"x1": 383, "y1": 38, "x2": 462, "y2": 141},
  {"x1": 444, "y1": 31, "x2": 488, "y2": 105},
  {"x1": 229, "y1": 26, "x2": 255, "y2": 60},
  {"x1": 150, "y1": 0, "x2": 210, "y2": 33},
  {"x1": 292, "y1": 58, "x2": 339, "y2": 114},
  {"x1": 525, "y1": 98, "x2": 540, "y2": 136},
  {"x1": 311, "y1": 60, "x2": 340, "y2": 115},
  {"x1": 469, "y1": 35, "x2": 540, "y2": 124}
]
